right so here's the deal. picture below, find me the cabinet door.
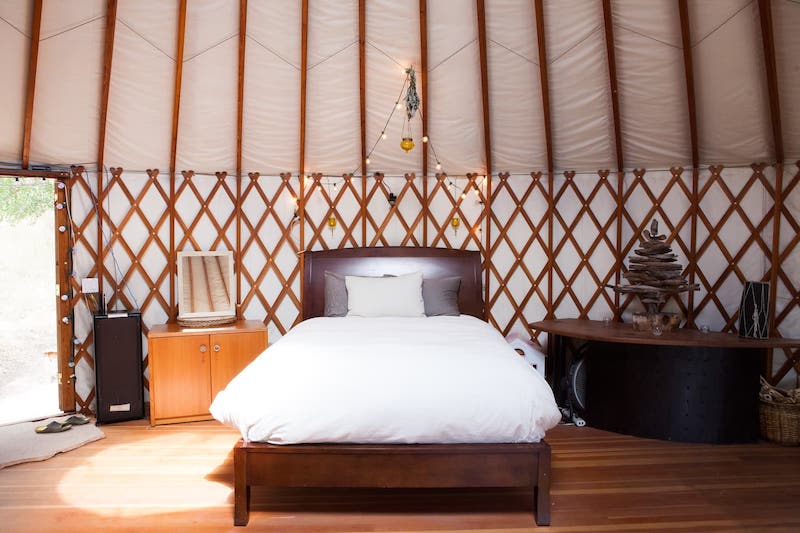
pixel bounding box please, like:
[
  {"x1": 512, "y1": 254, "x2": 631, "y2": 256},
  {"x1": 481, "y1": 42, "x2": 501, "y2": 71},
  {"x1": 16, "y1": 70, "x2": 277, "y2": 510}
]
[
  {"x1": 209, "y1": 331, "x2": 267, "y2": 399},
  {"x1": 150, "y1": 335, "x2": 212, "y2": 420}
]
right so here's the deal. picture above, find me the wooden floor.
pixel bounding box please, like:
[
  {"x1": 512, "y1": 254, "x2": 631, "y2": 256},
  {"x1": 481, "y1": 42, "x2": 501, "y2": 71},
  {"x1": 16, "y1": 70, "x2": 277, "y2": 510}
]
[{"x1": 1, "y1": 420, "x2": 799, "y2": 532}]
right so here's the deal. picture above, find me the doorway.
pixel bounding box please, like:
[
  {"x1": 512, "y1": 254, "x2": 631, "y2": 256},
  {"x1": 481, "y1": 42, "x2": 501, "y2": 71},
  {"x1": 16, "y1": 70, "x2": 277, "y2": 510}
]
[{"x1": 0, "y1": 177, "x2": 61, "y2": 425}]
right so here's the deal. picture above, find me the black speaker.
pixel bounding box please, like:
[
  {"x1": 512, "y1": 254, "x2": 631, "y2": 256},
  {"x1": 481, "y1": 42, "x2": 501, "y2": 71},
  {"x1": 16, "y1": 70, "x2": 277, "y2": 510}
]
[{"x1": 93, "y1": 311, "x2": 144, "y2": 424}]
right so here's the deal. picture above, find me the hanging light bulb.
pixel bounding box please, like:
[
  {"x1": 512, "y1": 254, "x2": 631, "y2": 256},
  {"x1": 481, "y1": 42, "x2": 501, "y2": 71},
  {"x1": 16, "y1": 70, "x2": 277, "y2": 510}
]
[
  {"x1": 327, "y1": 215, "x2": 337, "y2": 236},
  {"x1": 422, "y1": 136, "x2": 428, "y2": 143},
  {"x1": 381, "y1": 132, "x2": 387, "y2": 140},
  {"x1": 396, "y1": 102, "x2": 403, "y2": 110},
  {"x1": 435, "y1": 162, "x2": 442, "y2": 170},
  {"x1": 365, "y1": 157, "x2": 371, "y2": 165}
]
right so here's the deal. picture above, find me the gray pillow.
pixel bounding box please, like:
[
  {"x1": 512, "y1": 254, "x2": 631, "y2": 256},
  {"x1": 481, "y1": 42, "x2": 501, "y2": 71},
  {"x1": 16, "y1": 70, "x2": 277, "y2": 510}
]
[
  {"x1": 324, "y1": 271, "x2": 348, "y2": 317},
  {"x1": 422, "y1": 277, "x2": 461, "y2": 316}
]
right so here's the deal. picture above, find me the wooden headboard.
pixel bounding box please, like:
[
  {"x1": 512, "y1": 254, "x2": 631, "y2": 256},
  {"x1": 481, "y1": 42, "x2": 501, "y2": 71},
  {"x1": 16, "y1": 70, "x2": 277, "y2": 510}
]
[{"x1": 301, "y1": 247, "x2": 484, "y2": 320}]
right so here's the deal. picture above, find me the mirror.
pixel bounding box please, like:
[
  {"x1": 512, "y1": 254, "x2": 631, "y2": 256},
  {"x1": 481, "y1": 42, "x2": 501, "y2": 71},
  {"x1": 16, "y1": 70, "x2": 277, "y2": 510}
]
[{"x1": 177, "y1": 250, "x2": 235, "y2": 320}]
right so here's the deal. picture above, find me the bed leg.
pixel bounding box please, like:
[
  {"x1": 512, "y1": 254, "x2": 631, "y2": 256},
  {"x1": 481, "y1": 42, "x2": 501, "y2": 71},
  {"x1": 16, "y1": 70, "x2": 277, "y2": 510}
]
[
  {"x1": 535, "y1": 441, "x2": 551, "y2": 526},
  {"x1": 234, "y1": 443, "x2": 250, "y2": 526}
]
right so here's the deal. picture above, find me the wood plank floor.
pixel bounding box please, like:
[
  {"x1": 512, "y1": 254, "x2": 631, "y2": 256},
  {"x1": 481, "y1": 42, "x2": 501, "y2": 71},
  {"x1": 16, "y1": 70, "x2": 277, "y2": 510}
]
[{"x1": 1, "y1": 420, "x2": 799, "y2": 532}]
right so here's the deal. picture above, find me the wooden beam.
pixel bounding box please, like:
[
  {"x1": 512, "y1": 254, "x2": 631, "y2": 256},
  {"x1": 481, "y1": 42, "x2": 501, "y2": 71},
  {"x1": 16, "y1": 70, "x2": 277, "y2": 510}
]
[
  {"x1": 678, "y1": 0, "x2": 699, "y2": 326},
  {"x1": 21, "y1": 0, "x2": 43, "y2": 170},
  {"x1": 601, "y1": 0, "x2": 625, "y2": 318},
  {"x1": 419, "y1": 0, "x2": 428, "y2": 246},
  {"x1": 0, "y1": 168, "x2": 70, "y2": 179},
  {"x1": 359, "y1": 0, "x2": 367, "y2": 246},
  {"x1": 299, "y1": 0, "x2": 309, "y2": 251},
  {"x1": 534, "y1": 0, "x2": 554, "y2": 319},
  {"x1": 169, "y1": 0, "x2": 188, "y2": 320},
  {"x1": 475, "y1": 0, "x2": 492, "y2": 308},
  {"x1": 236, "y1": 0, "x2": 247, "y2": 317},
  {"x1": 758, "y1": 0, "x2": 784, "y2": 377},
  {"x1": 96, "y1": 0, "x2": 118, "y2": 306}
]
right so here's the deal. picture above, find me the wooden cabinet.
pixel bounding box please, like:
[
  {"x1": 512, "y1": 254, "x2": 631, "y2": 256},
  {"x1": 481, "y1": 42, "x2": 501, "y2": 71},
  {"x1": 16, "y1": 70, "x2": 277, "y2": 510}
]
[{"x1": 148, "y1": 320, "x2": 267, "y2": 426}]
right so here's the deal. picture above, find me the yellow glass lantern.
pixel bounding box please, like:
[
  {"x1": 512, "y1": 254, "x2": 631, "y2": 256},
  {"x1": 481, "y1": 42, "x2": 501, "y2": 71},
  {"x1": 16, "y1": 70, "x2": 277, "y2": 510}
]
[
  {"x1": 451, "y1": 216, "x2": 460, "y2": 235},
  {"x1": 327, "y1": 215, "x2": 337, "y2": 229},
  {"x1": 400, "y1": 137, "x2": 415, "y2": 153}
]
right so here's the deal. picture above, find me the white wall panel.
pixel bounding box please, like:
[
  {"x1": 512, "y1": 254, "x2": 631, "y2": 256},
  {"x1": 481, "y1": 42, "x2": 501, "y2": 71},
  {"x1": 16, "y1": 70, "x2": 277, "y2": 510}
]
[
  {"x1": 427, "y1": 0, "x2": 483, "y2": 175},
  {"x1": 242, "y1": 1, "x2": 301, "y2": 174},
  {"x1": 774, "y1": 0, "x2": 800, "y2": 162},
  {"x1": 176, "y1": 0, "x2": 238, "y2": 173},
  {"x1": 691, "y1": 1, "x2": 771, "y2": 165},
  {"x1": 365, "y1": 0, "x2": 422, "y2": 177},
  {"x1": 0, "y1": 0, "x2": 31, "y2": 163},
  {"x1": 613, "y1": 0, "x2": 690, "y2": 169},
  {"x1": 105, "y1": 0, "x2": 176, "y2": 171},
  {"x1": 545, "y1": 0, "x2": 615, "y2": 171},
  {"x1": 29, "y1": 0, "x2": 105, "y2": 166},
  {"x1": 305, "y1": 0, "x2": 360, "y2": 175},
  {"x1": 486, "y1": 0, "x2": 546, "y2": 172}
]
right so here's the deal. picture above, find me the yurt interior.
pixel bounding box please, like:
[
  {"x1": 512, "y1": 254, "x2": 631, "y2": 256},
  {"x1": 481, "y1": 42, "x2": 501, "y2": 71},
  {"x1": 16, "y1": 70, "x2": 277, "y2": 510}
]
[{"x1": 1, "y1": 0, "x2": 799, "y2": 531}]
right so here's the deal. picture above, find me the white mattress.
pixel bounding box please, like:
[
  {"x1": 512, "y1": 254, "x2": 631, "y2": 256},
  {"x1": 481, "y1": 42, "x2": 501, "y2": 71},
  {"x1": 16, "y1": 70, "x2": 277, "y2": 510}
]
[{"x1": 210, "y1": 315, "x2": 561, "y2": 444}]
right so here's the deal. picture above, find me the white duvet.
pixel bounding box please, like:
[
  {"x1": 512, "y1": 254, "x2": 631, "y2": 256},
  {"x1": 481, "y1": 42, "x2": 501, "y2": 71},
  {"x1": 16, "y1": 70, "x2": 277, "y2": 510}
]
[{"x1": 210, "y1": 315, "x2": 561, "y2": 444}]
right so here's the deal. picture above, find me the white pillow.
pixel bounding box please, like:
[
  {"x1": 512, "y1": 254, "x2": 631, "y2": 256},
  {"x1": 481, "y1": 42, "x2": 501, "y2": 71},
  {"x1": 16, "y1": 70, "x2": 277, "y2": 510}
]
[{"x1": 345, "y1": 271, "x2": 425, "y2": 317}]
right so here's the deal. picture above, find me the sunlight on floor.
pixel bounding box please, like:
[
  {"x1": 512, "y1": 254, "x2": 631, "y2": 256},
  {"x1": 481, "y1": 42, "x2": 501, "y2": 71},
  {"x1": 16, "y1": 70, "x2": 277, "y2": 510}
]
[{"x1": 56, "y1": 430, "x2": 235, "y2": 516}]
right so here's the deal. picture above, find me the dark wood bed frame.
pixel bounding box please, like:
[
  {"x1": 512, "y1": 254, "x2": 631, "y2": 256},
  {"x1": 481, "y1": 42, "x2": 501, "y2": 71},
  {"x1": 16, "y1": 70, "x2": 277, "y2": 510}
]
[{"x1": 233, "y1": 247, "x2": 552, "y2": 526}]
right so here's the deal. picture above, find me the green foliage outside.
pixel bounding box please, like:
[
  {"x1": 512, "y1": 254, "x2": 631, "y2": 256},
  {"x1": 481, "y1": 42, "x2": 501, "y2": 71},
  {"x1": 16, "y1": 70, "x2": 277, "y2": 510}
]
[{"x1": 0, "y1": 178, "x2": 54, "y2": 224}]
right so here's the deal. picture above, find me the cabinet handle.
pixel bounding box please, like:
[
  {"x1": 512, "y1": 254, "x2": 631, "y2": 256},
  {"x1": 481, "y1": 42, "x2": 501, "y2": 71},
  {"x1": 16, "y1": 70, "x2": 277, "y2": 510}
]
[
  {"x1": 199, "y1": 344, "x2": 207, "y2": 353},
  {"x1": 213, "y1": 344, "x2": 221, "y2": 352}
]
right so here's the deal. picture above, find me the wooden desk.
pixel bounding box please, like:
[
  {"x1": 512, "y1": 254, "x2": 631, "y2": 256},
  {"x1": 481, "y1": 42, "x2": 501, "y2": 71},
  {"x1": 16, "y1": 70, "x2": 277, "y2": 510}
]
[{"x1": 531, "y1": 319, "x2": 799, "y2": 444}]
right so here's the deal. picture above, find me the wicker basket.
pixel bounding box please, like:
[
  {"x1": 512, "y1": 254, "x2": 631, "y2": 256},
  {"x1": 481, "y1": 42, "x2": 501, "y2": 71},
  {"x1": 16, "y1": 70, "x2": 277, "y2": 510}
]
[{"x1": 759, "y1": 378, "x2": 800, "y2": 446}]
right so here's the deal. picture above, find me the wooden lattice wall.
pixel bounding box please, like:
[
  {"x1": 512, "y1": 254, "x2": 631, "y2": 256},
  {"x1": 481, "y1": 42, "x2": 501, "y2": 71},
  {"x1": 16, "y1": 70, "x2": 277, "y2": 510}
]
[{"x1": 64, "y1": 162, "x2": 799, "y2": 413}]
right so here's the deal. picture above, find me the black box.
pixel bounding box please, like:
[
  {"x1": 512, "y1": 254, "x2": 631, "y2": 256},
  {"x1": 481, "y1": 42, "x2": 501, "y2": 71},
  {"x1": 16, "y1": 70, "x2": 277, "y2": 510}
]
[{"x1": 93, "y1": 311, "x2": 144, "y2": 423}]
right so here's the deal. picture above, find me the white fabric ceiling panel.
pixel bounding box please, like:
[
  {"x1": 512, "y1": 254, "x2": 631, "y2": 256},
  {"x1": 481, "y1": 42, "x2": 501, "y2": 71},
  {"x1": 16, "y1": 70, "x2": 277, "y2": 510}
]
[
  {"x1": 690, "y1": 1, "x2": 771, "y2": 165},
  {"x1": 242, "y1": 1, "x2": 301, "y2": 174},
  {"x1": 305, "y1": 0, "x2": 360, "y2": 175},
  {"x1": 365, "y1": 0, "x2": 422, "y2": 177},
  {"x1": 0, "y1": 0, "x2": 31, "y2": 164},
  {"x1": 104, "y1": 0, "x2": 176, "y2": 171},
  {"x1": 486, "y1": 0, "x2": 546, "y2": 173},
  {"x1": 29, "y1": 0, "x2": 105, "y2": 166},
  {"x1": 773, "y1": 0, "x2": 800, "y2": 162},
  {"x1": 613, "y1": 0, "x2": 690, "y2": 169},
  {"x1": 545, "y1": 0, "x2": 615, "y2": 171},
  {"x1": 176, "y1": 0, "x2": 238, "y2": 173},
  {"x1": 427, "y1": 0, "x2": 484, "y2": 175}
]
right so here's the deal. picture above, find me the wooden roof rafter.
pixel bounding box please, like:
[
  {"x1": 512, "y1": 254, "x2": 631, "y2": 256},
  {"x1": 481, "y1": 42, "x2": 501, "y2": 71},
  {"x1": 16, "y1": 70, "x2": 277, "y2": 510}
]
[
  {"x1": 678, "y1": 0, "x2": 700, "y2": 327},
  {"x1": 359, "y1": 0, "x2": 367, "y2": 246},
  {"x1": 757, "y1": 0, "x2": 785, "y2": 378},
  {"x1": 96, "y1": 0, "x2": 118, "y2": 304},
  {"x1": 21, "y1": 0, "x2": 43, "y2": 170},
  {"x1": 299, "y1": 0, "x2": 309, "y2": 251},
  {"x1": 533, "y1": 0, "x2": 554, "y2": 320},
  {"x1": 235, "y1": 0, "x2": 248, "y2": 317},
  {"x1": 601, "y1": 0, "x2": 624, "y2": 319},
  {"x1": 169, "y1": 0, "x2": 188, "y2": 319},
  {"x1": 475, "y1": 0, "x2": 492, "y2": 307},
  {"x1": 419, "y1": 0, "x2": 429, "y2": 245}
]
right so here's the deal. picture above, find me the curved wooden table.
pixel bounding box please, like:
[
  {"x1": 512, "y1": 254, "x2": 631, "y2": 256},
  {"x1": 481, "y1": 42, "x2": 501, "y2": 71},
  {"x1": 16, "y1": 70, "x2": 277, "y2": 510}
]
[{"x1": 531, "y1": 319, "x2": 799, "y2": 444}]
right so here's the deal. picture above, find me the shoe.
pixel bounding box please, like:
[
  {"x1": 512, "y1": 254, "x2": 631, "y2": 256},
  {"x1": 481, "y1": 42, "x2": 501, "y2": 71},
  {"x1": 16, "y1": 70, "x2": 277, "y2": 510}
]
[
  {"x1": 62, "y1": 414, "x2": 91, "y2": 426},
  {"x1": 35, "y1": 421, "x2": 72, "y2": 434}
]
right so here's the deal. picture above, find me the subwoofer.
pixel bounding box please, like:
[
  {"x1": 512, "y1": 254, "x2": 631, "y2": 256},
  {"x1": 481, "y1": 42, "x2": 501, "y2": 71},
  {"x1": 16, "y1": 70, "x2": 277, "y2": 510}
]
[{"x1": 93, "y1": 311, "x2": 144, "y2": 424}]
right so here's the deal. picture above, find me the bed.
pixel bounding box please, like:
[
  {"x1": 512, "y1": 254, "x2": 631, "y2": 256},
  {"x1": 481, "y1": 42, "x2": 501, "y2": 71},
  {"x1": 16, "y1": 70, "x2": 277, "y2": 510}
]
[{"x1": 214, "y1": 246, "x2": 558, "y2": 526}]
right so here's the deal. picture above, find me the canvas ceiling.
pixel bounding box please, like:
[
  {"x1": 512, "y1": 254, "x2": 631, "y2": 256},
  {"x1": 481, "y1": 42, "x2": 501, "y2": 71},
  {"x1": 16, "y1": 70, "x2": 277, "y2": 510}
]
[{"x1": 1, "y1": 0, "x2": 799, "y2": 172}]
